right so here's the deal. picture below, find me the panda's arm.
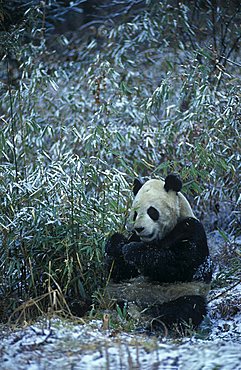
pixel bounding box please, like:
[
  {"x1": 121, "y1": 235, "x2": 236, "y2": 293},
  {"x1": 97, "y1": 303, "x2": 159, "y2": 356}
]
[
  {"x1": 122, "y1": 241, "x2": 180, "y2": 282},
  {"x1": 105, "y1": 233, "x2": 139, "y2": 283},
  {"x1": 161, "y1": 217, "x2": 208, "y2": 250},
  {"x1": 122, "y1": 218, "x2": 209, "y2": 283}
]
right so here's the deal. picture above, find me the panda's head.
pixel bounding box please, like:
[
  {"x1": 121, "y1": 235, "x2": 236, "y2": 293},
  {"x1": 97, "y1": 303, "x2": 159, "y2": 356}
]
[{"x1": 127, "y1": 174, "x2": 195, "y2": 242}]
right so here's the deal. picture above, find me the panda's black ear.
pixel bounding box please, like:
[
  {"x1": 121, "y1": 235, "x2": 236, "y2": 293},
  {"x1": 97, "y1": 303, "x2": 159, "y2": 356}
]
[
  {"x1": 164, "y1": 173, "x2": 182, "y2": 193},
  {"x1": 133, "y1": 178, "x2": 143, "y2": 195}
]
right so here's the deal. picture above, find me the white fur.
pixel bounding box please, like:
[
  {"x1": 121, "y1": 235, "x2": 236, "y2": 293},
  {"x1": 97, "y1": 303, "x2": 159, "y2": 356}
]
[
  {"x1": 127, "y1": 179, "x2": 195, "y2": 242},
  {"x1": 107, "y1": 276, "x2": 210, "y2": 306}
]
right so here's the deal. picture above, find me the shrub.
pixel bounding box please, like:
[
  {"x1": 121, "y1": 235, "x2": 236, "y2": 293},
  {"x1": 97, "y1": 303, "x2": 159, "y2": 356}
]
[{"x1": 0, "y1": 0, "x2": 240, "y2": 321}]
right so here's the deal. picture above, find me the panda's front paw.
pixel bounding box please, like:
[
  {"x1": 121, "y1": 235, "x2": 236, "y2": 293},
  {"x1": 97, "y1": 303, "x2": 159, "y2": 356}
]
[
  {"x1": 105, "y1": 233, "x2": 127, "y2": 258},
  {"x1": 122, "y1": 242, "x2": 145, "y2": 265}
]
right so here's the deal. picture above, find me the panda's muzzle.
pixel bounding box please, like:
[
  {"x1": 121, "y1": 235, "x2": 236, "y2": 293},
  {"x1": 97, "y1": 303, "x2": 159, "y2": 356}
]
[
  {"x1": 140, "y1": 232, "x2": 156, "y2": 242},
  {"x1": 134, "y1": 227, "x2": 145, "y2": 234},
  {"x1": 134, "y1": 229, "x2": 156, "y2": 242}
]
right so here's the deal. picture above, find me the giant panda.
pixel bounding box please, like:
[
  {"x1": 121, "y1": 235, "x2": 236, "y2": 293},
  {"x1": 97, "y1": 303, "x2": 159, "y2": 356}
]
[{"x1": 105, "y1": 173, "x2": 212, "y2": 332}]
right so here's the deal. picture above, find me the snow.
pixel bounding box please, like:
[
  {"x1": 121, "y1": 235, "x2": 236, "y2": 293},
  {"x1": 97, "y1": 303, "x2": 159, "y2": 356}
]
[{"x1": 1, "y1": 291, "x2": 241, "y2": 370}]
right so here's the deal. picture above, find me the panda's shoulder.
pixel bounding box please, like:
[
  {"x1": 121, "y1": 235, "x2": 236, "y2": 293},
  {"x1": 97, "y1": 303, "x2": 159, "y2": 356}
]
[{"x1": 180, "y1": 217, "x2": 205, "y2": 232}]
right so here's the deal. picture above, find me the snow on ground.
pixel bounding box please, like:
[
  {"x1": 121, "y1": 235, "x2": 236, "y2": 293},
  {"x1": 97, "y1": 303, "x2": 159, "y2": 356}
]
[{"x1": 1, "y1": 289, "x2": 241, "y2": 370}]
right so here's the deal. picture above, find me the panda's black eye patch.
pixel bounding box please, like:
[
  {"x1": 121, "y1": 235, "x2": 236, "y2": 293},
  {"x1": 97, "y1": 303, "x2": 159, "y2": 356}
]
[
  {"x1": 133, "y1": 211, "x2": 137, "y2": 221},
  {"x1": 147, "y1": 207, "x2": 159, "y2": 221}
]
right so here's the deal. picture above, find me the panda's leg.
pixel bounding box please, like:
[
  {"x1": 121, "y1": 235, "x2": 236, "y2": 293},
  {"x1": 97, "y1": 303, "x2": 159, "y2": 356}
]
[{"x1": 147, "y1": 295, "x2": 207, "y2": 331}]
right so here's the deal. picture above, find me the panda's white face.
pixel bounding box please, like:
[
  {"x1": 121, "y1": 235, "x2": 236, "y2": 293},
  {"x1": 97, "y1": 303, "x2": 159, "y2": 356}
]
[{"x1": 127, "y1": 178, "x2": 194, "y2": 242}]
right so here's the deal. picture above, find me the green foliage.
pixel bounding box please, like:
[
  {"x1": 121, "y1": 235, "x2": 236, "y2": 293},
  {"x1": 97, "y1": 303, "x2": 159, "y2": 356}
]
[
  {"x1": 0, "y1": 0, "x2": 240, "y2": 320},
  {"x1": 116, "y1": 302, "x2": 128, "y2": 322}
]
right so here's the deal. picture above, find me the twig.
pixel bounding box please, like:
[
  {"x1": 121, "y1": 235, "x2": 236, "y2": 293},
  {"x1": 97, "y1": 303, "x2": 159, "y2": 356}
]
[
  {"x1": 7, "y1": 57, "x2": 18, "y2": 182},
  {"x1": 207, "y1": 46, "x2": 241, "y2": 67},
  {"x1": 208, "y1": 280, "x2": 241, "y2": 303}
]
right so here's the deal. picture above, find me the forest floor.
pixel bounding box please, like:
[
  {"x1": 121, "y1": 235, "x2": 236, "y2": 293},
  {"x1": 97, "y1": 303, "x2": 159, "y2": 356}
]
[{"x1": 1, "y1": 232, "x2": 240, "y2": 370}]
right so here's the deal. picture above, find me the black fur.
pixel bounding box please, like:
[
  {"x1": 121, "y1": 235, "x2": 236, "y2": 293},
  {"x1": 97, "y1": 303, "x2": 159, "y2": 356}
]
[
  {"x1": 105, "y1": 217, "x2": 212, "y2": 329},
  {"x1": 105, "y1": 233, "x2": 138, "y2": 283},
  {"x1": 164, "y1": 173, "x2": 182, "y2": 193},
  {"x1": 133, "y1": 178, "x2": 143, "y2": 195},
  {"x1": 148, "y1": 295, "x2": 207, "y2": 330}
]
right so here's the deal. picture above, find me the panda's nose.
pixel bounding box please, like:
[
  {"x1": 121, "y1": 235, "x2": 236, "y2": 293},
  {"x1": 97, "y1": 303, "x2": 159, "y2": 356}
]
[{"x1": 135, "y1": 227, "x2": 145, "y2": 234}]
